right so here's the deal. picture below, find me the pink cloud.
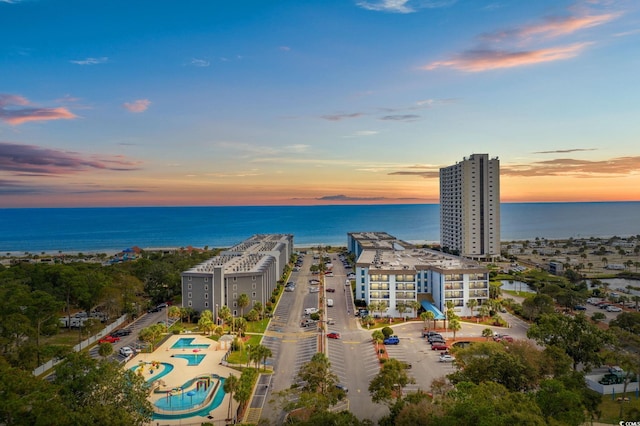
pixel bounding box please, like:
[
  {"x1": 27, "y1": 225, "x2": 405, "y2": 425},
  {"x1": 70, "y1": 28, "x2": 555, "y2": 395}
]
[
  {"x1": 123, "y1": 99, "x2": 151, "y2": 113},
  {"x1": 0, "y1": 94, "x2": 77, "y2": 125},
  {"x1": 424, "y1": 42, "x2": 591, "y2": 72}
]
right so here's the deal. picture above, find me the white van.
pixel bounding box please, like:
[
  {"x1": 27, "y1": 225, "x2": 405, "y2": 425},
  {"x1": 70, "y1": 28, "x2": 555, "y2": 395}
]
[
  {"x1": 327, "y1": 299, "x2": 334, "y2": 307},
  {"x1": 304, "y1": 307, "x2": 318, "y2": 315}
]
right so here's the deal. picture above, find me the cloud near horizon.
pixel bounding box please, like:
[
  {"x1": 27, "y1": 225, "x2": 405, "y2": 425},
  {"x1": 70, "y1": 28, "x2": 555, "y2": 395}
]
[
  {"x1": 123, "y1": 99, "x2": 151, "y2": 113},
  {"x1": 321, "y1": 112, "x2": 364, "y2": 121},
  {"x1": 502, "y1": 156, "x2": 640, "y2": 178},
  {"x1": 0, "y1": 142, "x2": 142, "y2": 175},
  {"x1": 0, "y1": 94, "x2": 77, "y2": 125}
]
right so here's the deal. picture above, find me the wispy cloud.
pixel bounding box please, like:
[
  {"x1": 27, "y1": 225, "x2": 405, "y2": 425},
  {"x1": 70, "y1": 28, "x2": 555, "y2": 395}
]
[
  {"x1": 190, "y1": 58, "x2": 210, "y2": 67},
  {"x1": 321, "y1": 112, "x2": 365, "y2": 121},
  {"x1": 379, "y1": 114, "x2": 420, "y2": 121},
  {"x1": 0, "y1": 142, "x2": 141, "y2": 175},
  {"x1": 356, "y1": 0, "x2": 457, "y2": 14},
  {"x1": 344, "y1": 130, "x2": 379, "y2": 138},
  {"x1": 424, "y1": 43, "x2": 591, "y2": 72},
  {"x1": 533, "y1": 148, "x2": 597, "y2": 154},
  {"x1": 480, "y1": 13, "x2": 619, "y2": 42},
  {"x1": 424, "y1": 6, "x2": 620, "y2": 72},
  {"x1": 503, "y1": 156, "x2": 640, "y2": 177},
  {"x1": 69, "y1": 57, "x2": 108, "y2": 65},
  {"x1": 0, "y1": 94, "x2": 77, "y2": 125},
  {"x1": 123, "y1": 99, "x2": 151, "y2": 113},
  {"x1": 279, "y1": 46, "x2": 291, "y2": 51},
  {"x1": 317, "y1": 194, "x2": 386, "y2": 201}
]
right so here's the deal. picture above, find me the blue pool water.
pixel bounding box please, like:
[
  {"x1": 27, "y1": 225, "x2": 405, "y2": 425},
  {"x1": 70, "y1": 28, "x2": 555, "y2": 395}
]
[
  {"x1": 130, "y1": 362, "x2": 174, "y2": 382},
  {"x1": 153, "y1": 378, "x2": 226, "y2": 420},
  {"x1": 172, "y1": 354, "x2": 206, "y2": 366},
  {"x1": 171, "y1": 337, "x2": 211, "y2": 350}
]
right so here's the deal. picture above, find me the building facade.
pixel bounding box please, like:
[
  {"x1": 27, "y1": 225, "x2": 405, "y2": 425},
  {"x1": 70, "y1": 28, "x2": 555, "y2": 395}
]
[
  {"x1": 349, "y1": 232, "x2": 489, "y2": 318},
  {"x1": 181, "y1": 234, "x2": 293, "y2": 318},
  {"x1": 440, "y1": 153, "x2": 501, "y2": 261}
]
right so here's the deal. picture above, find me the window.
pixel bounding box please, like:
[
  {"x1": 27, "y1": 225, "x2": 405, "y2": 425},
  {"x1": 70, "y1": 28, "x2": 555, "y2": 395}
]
[
  {"x1": 252, "y1": 292, "x2": 256, "y2": 297},
  {"x1": 252, "y1": 276, "x2": 256, "y2": 281},
  {"x1": 233, "y1": 285, "x2": 237, "y2": 291},
  {"x1": 233, "y1": 310, "x2": 237, "y2": 316},
  {"x1": 233, "y1": 277, "x2": 237, "y2": 282},
  {"x1": 205, "y1": 302, "x2": 209, "y2": 308},
  {"x1": 233, "y1": 302, "x2": 237, "y2": 308},
  {"x1": 188, "y1": 301, "x2": 192, "y2": 307},
  {"x1": 204, "y1": 277, "x2": 208, "y2": 282},
  {"x1": 188, "y1": 276, "x2": 192, "y2": 281},
  {"x1": 233, "y1": 293, "x2": 237, "y2": 300},
  {"x1": 252, "y1": 283, "x2": 256, "y2": 289},
  {"x1": 205, "y1": 293, "x2": 209, "y2": 299},
  {"x1": 188, "y1": 284, "x2": 192, "y2": 290},
  {"x1": 204, "y1": 285, "x2": 208, "y2": 291},
  {"x1": 188, "y1": 292, "x2": 192, "y2": 299}
]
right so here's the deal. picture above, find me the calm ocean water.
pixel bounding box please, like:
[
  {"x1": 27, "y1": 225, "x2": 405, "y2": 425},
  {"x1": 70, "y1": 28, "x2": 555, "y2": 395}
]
[{"x1": 0, "y1": 202, "x2": 639, "y2": 254}]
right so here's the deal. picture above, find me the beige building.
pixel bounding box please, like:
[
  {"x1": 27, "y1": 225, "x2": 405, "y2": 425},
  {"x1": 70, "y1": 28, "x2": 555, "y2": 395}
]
[{"x1": 440, "y1": 153, "x2": 501, "y2": 261}]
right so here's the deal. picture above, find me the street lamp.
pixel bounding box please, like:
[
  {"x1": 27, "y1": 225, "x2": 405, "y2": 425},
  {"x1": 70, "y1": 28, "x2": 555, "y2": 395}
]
[{"x1": 215, "y1": 303, "x2": 219, "y2": 325}]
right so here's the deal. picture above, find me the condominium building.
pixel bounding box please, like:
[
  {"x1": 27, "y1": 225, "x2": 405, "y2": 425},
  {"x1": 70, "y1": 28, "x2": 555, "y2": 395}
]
[
  {"x1": 181, "y1": 234, "x2": 293, "y2": 317},
  {"x1": 440, "y1": 153, "x2": 500, "y2": 261},
  {"x1": 349, "y1": 232, "x2": 489, "y2": 318}
]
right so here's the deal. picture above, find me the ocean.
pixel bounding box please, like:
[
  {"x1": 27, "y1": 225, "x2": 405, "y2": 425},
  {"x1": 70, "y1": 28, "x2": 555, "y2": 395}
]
[{"x1": 1, "y1": 202, "x2": 639, "y2": 254}]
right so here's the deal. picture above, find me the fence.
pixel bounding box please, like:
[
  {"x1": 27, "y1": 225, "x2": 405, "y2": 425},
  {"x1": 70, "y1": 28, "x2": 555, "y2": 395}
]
[{"x1": 32, "y1": 314, "x2": 128, "y2": 377}]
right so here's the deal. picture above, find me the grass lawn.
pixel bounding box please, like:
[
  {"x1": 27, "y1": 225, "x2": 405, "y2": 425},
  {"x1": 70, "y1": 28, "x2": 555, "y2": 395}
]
[
  {"x1": 246, "y1": 318, "x2": 269, "y2": 333},
  {"x1": 597, "y1": 392, "x2": 640, "y2": 424},
  {"x1": 225, "y1": 334, "x2": 263, "y2": 365}
]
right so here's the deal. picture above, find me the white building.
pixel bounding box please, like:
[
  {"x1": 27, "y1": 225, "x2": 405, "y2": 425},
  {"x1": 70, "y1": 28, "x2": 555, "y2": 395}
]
[
  {"x1": 440, "y1": 153, "x2": 501, "y2": 261},
  {"x1": 348, "y1": 232, "x2": 489, "y2": 318}
]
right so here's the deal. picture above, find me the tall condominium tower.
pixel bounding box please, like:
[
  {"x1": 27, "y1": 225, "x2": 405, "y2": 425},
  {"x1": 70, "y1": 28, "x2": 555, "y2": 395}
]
[{"x1": 440, "y1": 154, "x2": 500, "y2": 261}]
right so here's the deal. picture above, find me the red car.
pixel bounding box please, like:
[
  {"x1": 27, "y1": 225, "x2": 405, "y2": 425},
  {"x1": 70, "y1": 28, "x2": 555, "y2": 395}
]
[
  {"x1": 493, "y1": 334, "x2": 514, "y2": 343},
  {"x1": 326, "y1": 288, "x2": 335, "y2": 293},
  {"x1": 327, "y1": 332, "x2": 341, "y2": 339},
  {"x1": 99, "y1": 335, "x2": 120, "y2": 344},
  {"x1": 431, "y1": 342, "x2": 448, "y2": 351}
]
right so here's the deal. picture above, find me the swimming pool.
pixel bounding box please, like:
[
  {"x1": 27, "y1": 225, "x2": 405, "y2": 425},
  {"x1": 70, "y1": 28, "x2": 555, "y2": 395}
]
[
  {"x1": 172, "y1": 354, "x2": 207, "y2": 366},
  {"x1": 170, "y1": 337, "x2": 211, "y2": 350},
  {"x1": 130, "y1": 362, "x2": 174, "y2": 383},
  {"x1": 152, "y1": 377, "x2": 226, "y2": 420}
]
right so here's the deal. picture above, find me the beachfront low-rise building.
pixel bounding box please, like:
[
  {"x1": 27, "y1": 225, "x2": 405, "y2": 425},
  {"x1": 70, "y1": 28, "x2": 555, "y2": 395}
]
[
  {"x1": 348, "y1": 232, "x2": 489, "y2": 318},
  {"x1": 181, "y1": 234, "x2": 293, "y2": 317}
]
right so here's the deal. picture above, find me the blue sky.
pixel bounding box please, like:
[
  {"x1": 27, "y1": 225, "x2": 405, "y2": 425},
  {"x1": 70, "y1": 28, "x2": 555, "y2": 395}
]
[{"x1": 1, "y1": 0, "x2": 639, "y2": 207}]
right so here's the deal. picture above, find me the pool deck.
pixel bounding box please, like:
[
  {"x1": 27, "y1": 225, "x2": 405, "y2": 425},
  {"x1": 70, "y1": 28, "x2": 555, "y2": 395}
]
[{"x1": 125, "y1": 334, "x2": 237, "y2": 425}]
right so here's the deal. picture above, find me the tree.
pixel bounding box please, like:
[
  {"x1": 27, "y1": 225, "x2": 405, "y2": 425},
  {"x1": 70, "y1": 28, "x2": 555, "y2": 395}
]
[
  {"x1": 223, "y1": 373, "x2": 239, "y2": 422},
  {"x1": 448, "y1": 318, "x2": 461, "y2": 340},
  {"x1": 482, "y1": 328, "x2": 494, "y2": 340},
  {"x1": 408, "y1": 300, "x2": 421, "y2": 318},
  {"x1": 396, "y1": 301, "x2": 408, "y2": 320},
  {"x1": 466, "y1": 298, "x2": 478, "y2": 317},
  {"x1": 420, "y1": 311, "x2": 435, "y2": 331},
  {"x1": 381, "y1": 326, "x2": 394, "y2": 338},
  {"x1": 478, "y1": 304, "x2": 490, "y2": 321},
  {"x1": 234, "y1": 367, "x2": 258, "y2": 416},
  {"x1": 535, "y1": 379, "x2": 587, "y2": 426},
  {"x1": 168, "y1": 305, "x2": 182, "y2": 324},
  {"x1": 527, "y1": 313, "x2": 610, "y2": 371},
  {"x1": 98, "y1": 342, "x2": 113, "y2": 359},
  {"x1": 369, "y1": 358, "x2": 415, "y2": 407},
  {"x1": 54, "y1": 352, "x2": 153, "y2": 425},
  {"x1": 372, "y1": 330, "x2": 384, "y2": 352},
  {"x1": 198, "y1": 310, "x2": 214, "y2": 335},
  {"x1": 237, "y1": 294, "x2": 250, "y2": 318},
  {"x1": 521, "y1": 294, "x2": 555, "y2": 321},
  {"x1": 218, "y1": 305, "x2": 231, "y2": 327}
]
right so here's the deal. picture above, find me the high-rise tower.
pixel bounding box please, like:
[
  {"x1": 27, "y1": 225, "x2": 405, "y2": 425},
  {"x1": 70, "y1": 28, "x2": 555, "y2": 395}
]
[{"x1": 440, "y1": 154, "x2": 500, "y2": 260}]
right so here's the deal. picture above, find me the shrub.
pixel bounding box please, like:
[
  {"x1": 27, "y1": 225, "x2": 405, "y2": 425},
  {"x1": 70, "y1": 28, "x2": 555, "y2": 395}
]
[
  {"x1": 379, "y1": 349, "x2": 386, "y2": 355},
  {"x1": 381, "y1": 326, "x2": 394, "y2": 338}
]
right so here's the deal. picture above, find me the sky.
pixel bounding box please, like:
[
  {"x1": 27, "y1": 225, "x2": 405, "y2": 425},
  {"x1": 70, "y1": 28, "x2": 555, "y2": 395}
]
[{"x1": 1, "y1": 0, "x2": 639, "y2": 208}]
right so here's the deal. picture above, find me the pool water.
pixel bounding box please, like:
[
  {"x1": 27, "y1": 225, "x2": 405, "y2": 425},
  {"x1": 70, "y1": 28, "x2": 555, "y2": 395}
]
[
  {"x1": 172, "y1": 354, "x2": 206, "y2": 366},
  {"x1": 170, "y1": 337, "x2": 211, "y2": 350},
  {"x1": 153, "y1": 378, "x2": 226, "y2": 420},
  {"x1": 130, "y1": 362, "x2": 174, "y2": 382}
]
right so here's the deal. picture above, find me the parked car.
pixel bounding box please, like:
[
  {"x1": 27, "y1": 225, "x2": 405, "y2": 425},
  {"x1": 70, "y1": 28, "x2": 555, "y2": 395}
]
[
  {"x1": 326, "y1": 318, "x2": 336, "y2": 325},
  {"x1": 428, "y1": 334, "x2": 444, "y2": 343},
  {"x1": 119, "y1": 346, "x2": 134, "y2": 357},
  {"x1": 606, "y1": 305, "x2": 622, "y2": 312},
  {"x1": 110, "y1": 329, "x2": 132, "y2": 337},
  {"x1": 423, "y1": 330, "x2": 439, "y2": 338},
  {"x1": 431, "y1": 342, "x2": 449, "y2": 351},
  {"x1": 383, "y1": 336, "x2": 400, "y2": 345},
  {"x1": 326, "y1": 288, "x2": 335, "y2": 293},
  {"x1": 300, "y1": 319, "x2": 317, "y2": 328},
  {"x1": 335, "y1": 383, "x2": 348, "y2": 393},
  {"x1": 99, "y1": 335, "x2": 120, "y2": 344},
  {"x1": 147, "y1": 307, "x2": 162, "y2": 313},
  {"x1": 493, "y1": 334, "x2": 514, "y2": 343},
  {"x1": 574, "y1": 305, "x2": 587, "y2": 310},
  {"x1": 439, "y1": 354, "x2": 455, "y2": 362},
  {"x1": 327, "y1": 332, "x2": 341, "y2": 339}
]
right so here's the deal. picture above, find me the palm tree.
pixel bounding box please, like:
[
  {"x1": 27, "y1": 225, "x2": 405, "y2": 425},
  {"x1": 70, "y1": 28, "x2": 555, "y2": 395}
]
[
  {"x1": 466, "y1": 299, "x2": 478, "y2": 318},
  {"x1": 218, "y1": 305, "x2": 231, "y2": 327},
  {"x1": 409, "y1": 300, "x2": 421, "y2": 318},
  {"x1": 396, "y1": 301, "x2": 408, "y2": 321},
  {"x1": 223, "y1": 373, "x2": 239, "y2": 422},
  {"x1": 478, "y1": 304, "x2": 490, "y2": 321},
  {"x1": 449, "y1": 317, "x2": 461, "y2": 340},
  {"x1": 421, "y1": 310, "x2": 435, "y2": 331},
  {"x1": 237, "y1": 294, "x2": 250, "y2": 318},
  {"x1": 168, "y1": 306, "x2": 182, "y2": 324},
  {"x1": 372, "y1": 330, "x2": 384, "y2": 353},
  {"x1": 257, "y1": 345, "x2": 272, "y2": 371}
]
